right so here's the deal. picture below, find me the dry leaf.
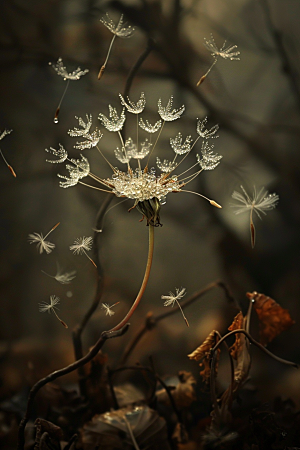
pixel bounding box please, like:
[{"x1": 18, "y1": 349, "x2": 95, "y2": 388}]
[
  {"x1": 188, "y1": 331, "x2": 220, "y2": 385},
  {"x1": 228, "y1": 312, "x2": 244, "y2": 360},
  {"x1": 81, "y1": 405, "x2": 171, "y2": 450},
  {"x1": 247, "y1": 292, "x2": 295, "y2": 346},
  {"x1": 188, "y1": 330, "x2": 218, "y2": 361},
  {"x1": 227, "y1": 311, "x2": 251, "y2": 389}
]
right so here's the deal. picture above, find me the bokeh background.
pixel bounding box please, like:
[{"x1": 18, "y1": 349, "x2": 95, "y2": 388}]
[{"x1": 1, "y1": 0, "x2": 300, "y2": 411}]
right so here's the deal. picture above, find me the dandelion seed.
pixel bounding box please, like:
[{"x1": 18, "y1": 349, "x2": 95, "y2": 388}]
[
  {"x1": 231, "y1": 185, "x2": 279, "y2": 248},
  {"x1": 68, "y1": 115, "x2": 103, "y2": 150},
  {"x1": 196, "y1": 117, "x2": 219, "y2": 139},
  {"x1": 170, "y1": 132, "x2": 193, "y2": 155},
  {"x1": 139, "y1": 118, "x2": 162, "y2": 134},
  {"x1": 45, "y1": 144, "x2": 68, "y2": 163},
  {"x1": 158, "y1": 96, "x2": 185, "y2": 122},
  {"x1": 156, "y1": 157, "x2": 177, "y2": 173},
  {"x1": 28, "y1": 222, "x2": 60, "y2": 254},
  {"x1": 101, "y1": 302, "x2": 120, "y2": 316},
  {"x1": 162, "y1": 287, "x2": 189, "y2": 327},
  {"x1": 98, "y1": 14, "x2": 135, "y2": 80},
  {"x1": 197, "y1": 34, "x2": 240, "y2": 86},
  {"x1": 0, "y1": 129, "x2": 16, "y2": 177},
  {"x1": 119, "y1": 92, "x2": 146, "y2": 114},
  {"x1": 39, "y1": 295, "x2": 68, "y2": 328},
  {"x1": 98, "y1": 105, "x2": 126, "y2": 132},
  {"x1": 70, "y1": 236, "x2": 97, "y2": 267},
  {"x1": 49, "y1": 57, "x2": 89, "y2": 123},
  {"x1": 41, "y1": 263, "x2": 76, "y2": 284},
  {"x1": 196, "y1": 141, "x2": 222, "y2": 170}
]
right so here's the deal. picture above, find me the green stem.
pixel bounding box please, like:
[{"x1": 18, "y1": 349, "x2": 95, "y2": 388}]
[{"x1": 111, "y1": 225, "x2": 155, "y2": 331}]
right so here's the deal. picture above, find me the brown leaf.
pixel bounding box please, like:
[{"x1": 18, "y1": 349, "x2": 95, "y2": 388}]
[
  {"x1": 80, "y1": 405, "x2": 171, "y2": 450},
  {"x1": 188, "y1": 331, "x2": 220, "y2": 385},
  {"x1": 228, "y1": 312, "x2": 244, "y2": 360},
  {"x1": 248, "y1": 292, "x2": 295, "y2": 345},
  {"x1": 188, "y1": 330, "x2": 218, "y2": 361},
  {"x1": 34, "y1": 419, "x2": 63, "y2": 450}
]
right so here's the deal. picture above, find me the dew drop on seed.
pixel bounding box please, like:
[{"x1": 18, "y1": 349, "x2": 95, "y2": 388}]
[{"x1": 54, "y1": 117, "x2": 59, "y2": 124}]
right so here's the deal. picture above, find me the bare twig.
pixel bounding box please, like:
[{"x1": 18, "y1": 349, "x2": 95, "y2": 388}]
[
  {"x1": 17, "y1": 325, "x2": 129, "y2": 450},
  {"x1": 211, "y1": 329, "x2": 298, "y2": 368},
  {"x1": 121, "y1": 280, "x2": 233, "y2": 365},
  {"x1": 72, "y1": 194, "x2": 113, "y2": 396}
]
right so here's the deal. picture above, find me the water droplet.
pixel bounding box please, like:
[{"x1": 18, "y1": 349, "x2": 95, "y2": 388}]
[
  {"x1": 54, "y1": 117, "x2": 59, "y2": 124},
  {"x1": 160, "y1": 196, "x2": 167, "y2": 205}
]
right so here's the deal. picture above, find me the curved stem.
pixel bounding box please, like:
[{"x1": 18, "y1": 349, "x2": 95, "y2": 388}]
[
  {"x1": 212, "y1": 329, "x2": 298, "y2": 368},
  {"x1": 17, "y1": 325, "x2": 129, "y2": 450},
  {"x1": 111, "y1": 225, "x2": 155, "y2": 331}
]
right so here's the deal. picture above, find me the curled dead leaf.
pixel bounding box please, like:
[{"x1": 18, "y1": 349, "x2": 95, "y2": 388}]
[
  {"x1": 188, "y1": 331, "x2": 220, "y2": 385},
  {"x1": 228, "y1": 312, "x2": 244, "y2": 360}
]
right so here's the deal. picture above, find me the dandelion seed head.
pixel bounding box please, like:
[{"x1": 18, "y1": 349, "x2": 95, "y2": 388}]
[
  {"x1": 158, "y1": 97, "x2": 185, "y2": 122},
  {"x1": 100, "y1": 13, "x2": 135, "y2": 38},
  {"x1": 119, "y1": 92, "x2": 146, "y2": 114},
  {"x1": 98, "y1": 105, "x2": 126, "y2": 132},
  {"x1": 197, "y1": 141, "x2": 222, "y2": 171},
  {"x1": 204, "y1": 34, "x2": 240, "y2": 60},
  {"x1": 231, "y1": 185, "x2": 279, "y2": 218},
  {"x1": 39, "y1": 295, "x2": 60, "y2": 313},
  {"x1": 170, "y1": 132, "x2": 193, "y2": 155},
  {"x1": 196, "y1": 117, "x2": 219, "y2": 139},
  {"x1": 45, "y1": 144, "x2": 68, "y2": 164},
  {"x1": 161, "y1": 287, "x2": 186, "y2": 307},
  {"x1": 139, "y1": 118, "x2": 162, "y2": 133},
  {"x1": 70, "y1": 236, "x2": 93, "y2": 254},
  {"x1": 0, "y1": 129, "x2": 12, "y2": 141},
  {"x1": 101, "y1": 302, "x2": 119, "y2": 316},
  {"x1": 28, "y1": 232, "x2": 55, "y2": 254},
  {"x1": 50, "y1": 57, "x2": 89, "y2": 80}
]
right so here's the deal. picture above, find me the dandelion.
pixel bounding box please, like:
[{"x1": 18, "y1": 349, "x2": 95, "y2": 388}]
[
  {"x1": 0, "y1": 129, "x2": 16, "y2": 177},
  {"x1": 49, "y1": 57, "x2": 89, "y2": 123},
  {"x1": 70, "y1": 236, "x2": 97, "y2": 267},
  {"x1": 101, "y1": 302, "x2": 120, "y2": 316},
  {"x1": 47, "y1": 94, "x2": 223, "y2": 332},
  {"x1": 98, "y1": 13, "x2": 135, "y2": 80},
  {"x1": 197, "y1": 34, "x2": 240, "y2": 86},
  {"x1": 39, "y1": 295, "x2": 68, "y2": 328},
  {"x1": 28, "y1": 222, "x2": 60, "y2": 254},
  {"x1": 162, "y1": 287, "x2": 189, "y2": 327},
  {"x1": 231, "y1": 185, "x2": 279, "y2": 248},
  {"x1": 41, "y1": 263, "x2": 76, "y2": 284}
]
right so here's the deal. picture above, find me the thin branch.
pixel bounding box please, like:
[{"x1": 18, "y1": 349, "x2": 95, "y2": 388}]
[
  {"x1": 17, "y1": 325, "x2": 130, "y2": 450},
  {"x1": 72, "y1": 194, "x2": 113, "y2": 396},
  {"x1": 120, "y1": 280, "x2": 233, "y2": 365},
  {"x1": 123, "y1": 37, "x2": 155, "y2": 99},
  {"x1": 211, "y1": 329, "x2": 298, "y2": 368}
]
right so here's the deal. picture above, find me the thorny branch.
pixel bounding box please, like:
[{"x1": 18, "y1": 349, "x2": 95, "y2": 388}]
[
  {"x1": 120, "y1": 280, "x2": 233, "y2": 365},
  {"x1": 17, "y1": 324, "x2": 130, "y2": 450}
]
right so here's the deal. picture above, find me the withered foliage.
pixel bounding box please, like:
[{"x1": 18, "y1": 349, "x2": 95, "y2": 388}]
[
  {"x1": 248, "y1": 291, "x2": 295, "y2": 346},
  {"x1": 188, "y1": 331, "x2": 221, "y2": 385}
]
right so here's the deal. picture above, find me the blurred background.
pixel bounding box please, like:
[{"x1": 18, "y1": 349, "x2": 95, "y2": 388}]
[{"x1": 0, "y1": 0, "x2": 300, "y2": 411}]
